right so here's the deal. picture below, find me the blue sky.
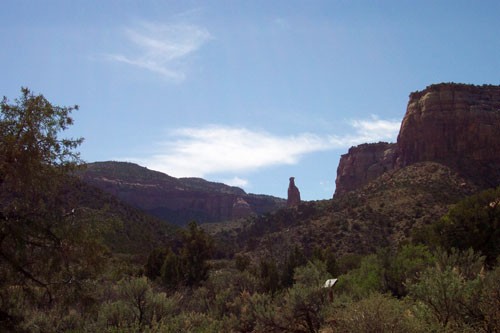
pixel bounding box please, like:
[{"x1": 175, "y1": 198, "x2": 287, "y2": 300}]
[{"x1": 1, "y1": 1, "x2": 499, "y2": 200}]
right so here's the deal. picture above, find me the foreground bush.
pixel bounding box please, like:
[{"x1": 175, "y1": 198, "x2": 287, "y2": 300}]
[{"x1": 325, "y1": 293, "x2": 424, "y2": 333}]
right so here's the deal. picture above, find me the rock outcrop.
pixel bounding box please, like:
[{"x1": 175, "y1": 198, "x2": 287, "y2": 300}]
[
  {"x1": 396, "y1": 83, "x2": 500, "y2": 187},
  {"x1": 287, "y1": 177, "x2": 301, "y2": 207},
  {"x1": 79, "y1": 161, "x2": 286, "y2": 226},
  {"x1": 335, "y1": 83, "x2": 500, "y2": 196},
  {"x1": 335, "y1": 142, "x2": 396, "y2": 196}
]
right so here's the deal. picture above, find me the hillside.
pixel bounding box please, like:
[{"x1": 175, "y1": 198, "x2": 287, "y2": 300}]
[
  {"x1": 218, "y1": 83, "x2": 500, "y2": 261},
  {"x1": 210, "y1": 161, "x2": 479, "y2": 261},
  {"x1": 78, "y1": 161, "x2": 286, "y2": 226},
  {"x1": 61, "y1": 175, "x2": 175, "y2": 255}
]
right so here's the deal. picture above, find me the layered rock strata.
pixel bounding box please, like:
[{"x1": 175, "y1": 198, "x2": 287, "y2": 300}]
[
  {"x1": 335, "y1": 142, "x2": 396, "y2": 196},
  {"x1": 335, "y1": 83, "x2": 500, "y2": 196},
  {"x1": 79, "y1": 162, "x2": 286, "y2": 225}
]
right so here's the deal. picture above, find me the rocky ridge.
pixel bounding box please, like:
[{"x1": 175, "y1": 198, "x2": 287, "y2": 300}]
[
  {"x1": 335, "y1": 83, "x2": 500, "y2": 196},
  {"x1": 79, "y1": 161, "x2": 285, "y2": 226}
]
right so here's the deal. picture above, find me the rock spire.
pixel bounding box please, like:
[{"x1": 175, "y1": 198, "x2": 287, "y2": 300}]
[{"x1": 287, "y1": 177, "x2": 301, "y2": 207}]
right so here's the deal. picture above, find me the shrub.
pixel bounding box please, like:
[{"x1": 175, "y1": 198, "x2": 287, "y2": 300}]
[
  {"x1": 408, "y1": 248, "x2": 489, "y2": 331},
  {"x1": 336, "y1": 254, "x2": 384, "y2": 299},
  {"x1": 97, "y1": 276, "x2": 179, "y2": 330},
  {"x1": 326, "y1": 293, "x2": 423, "y2": 333}
]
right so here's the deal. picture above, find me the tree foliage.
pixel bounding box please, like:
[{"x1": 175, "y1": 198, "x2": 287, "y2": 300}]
[
  {"x1": 0, "y1": 88, "x2": 105, "y2": 330},
  {"x1": 147, "y1": 221, "x2": 214, "y2": 288},
  {"x1": 431, "y1": 187, "x2": 500, "y2": 265}
]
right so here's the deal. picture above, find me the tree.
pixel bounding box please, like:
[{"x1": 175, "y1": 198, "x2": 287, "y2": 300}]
[
  {"x1": 280, "y1": 245, "x2": 307, "y2": 288},
  {"x1": 0, "y1": 88, "x2": 104, "y2": 329},
  {"x1": 180, "y1": 221, "x2": 214, "y2": 286},
  {"x1": 161, "y1": 247, "x2": 182, "y2": 288},
  {"x1": 158, "y1": 221, "x2": 214, "y2": 288},
  {"x1": 145, "y1": 247, "x2": 167, "y2": 279}
]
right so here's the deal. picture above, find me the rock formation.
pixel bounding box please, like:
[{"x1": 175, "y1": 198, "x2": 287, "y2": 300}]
[
  {"x1": 287, "y1": 177, "x2": 301, "y2": 207},
  {"x1": 231, "y1": 197, "x2": 253, "y2": 219},
  {"x1": 335, "y1": 142, "x2": 396, "y2": 196},
  {"x1": 79, "y1": 161, "x2": 286, "y2": 225},
  {"x1": 396, "y1": 83, "x2": 500, "y2": 187},
  {"x1": 335, "y1": 83, "x2": 500, "y2": 196}
]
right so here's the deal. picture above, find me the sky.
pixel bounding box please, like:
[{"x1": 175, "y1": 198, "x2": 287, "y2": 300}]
[{"x1": 1, "y1": 1, "x2": 499, "y2": 200}]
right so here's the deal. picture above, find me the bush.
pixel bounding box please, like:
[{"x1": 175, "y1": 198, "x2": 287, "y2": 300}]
[
  {"x1": 326, "y1": 293, "x2": 423, "y2": 333},
  {"x1": 336, "y1": 254, "x2": 384, "y2": 299},
  {"x1": 97, "y1": 276, "x2": 179, "y2": 330},
  {"x1": 234, "y1": 253, "x2": 251, "y2": 272},
  {"x1": 252, "y1": 260, "x2": 330, "y2": 333},
  {"x1": 408, "y1": 248, "x2": 489, "y2": 331}
]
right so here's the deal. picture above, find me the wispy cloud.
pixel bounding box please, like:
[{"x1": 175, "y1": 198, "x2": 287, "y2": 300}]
[
  {"x1": 135, "y1": 126, "x2": 330, "y2": 177},
  {"x1": 128, "y1": 116, "x2": 400, "y2": 178},
  {"x1": 106, "y1": 22, "x2": 211, "y2": 80}
]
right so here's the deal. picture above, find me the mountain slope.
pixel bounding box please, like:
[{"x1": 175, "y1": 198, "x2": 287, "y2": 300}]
[
  {"x1": 79, "y1": 161, "x2": 285, "y2": 226},
  {"x1": 62, "y1": 176, "x2": 175, "y2": 255},
  {"x1": 214, "y1": 162, "x2": 478, "y2": 260}
]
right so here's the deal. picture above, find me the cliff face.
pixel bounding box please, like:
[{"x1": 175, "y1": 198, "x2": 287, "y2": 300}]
[
  {"x1": 79, "y1": 162, "x2": 285, "y2": 226},
  {"x1": 396, "y1": 83, "x2": 500, "y2": 187},
  {"x1": 335, "y1": 83, "x2": 500, "y2": 196},
  {"x1": 335, "y1": 142, "x2": 396, "y2": 196}
]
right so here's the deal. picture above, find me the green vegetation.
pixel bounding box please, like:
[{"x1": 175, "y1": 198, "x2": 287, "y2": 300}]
[
  {"x1": 1, "y1": 88, "x2": 499, "y2": 332},
  {"x1": 429, "y1": 187, "x2": 500, "y2": 265}
]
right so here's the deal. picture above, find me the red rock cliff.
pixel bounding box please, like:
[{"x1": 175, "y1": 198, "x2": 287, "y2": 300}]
[
  {"x1": 396, "y1": 83, "x2": 500, "y2": 187},
  {"x1": 335, "y1": 142, "x2": 396, "y2": 196},
  {"x1": 335, "y1": 83, "x2": 500, "y2": 196},
  {"x1": 79, "y1": 162, "x2": 286, "y2": 225}
]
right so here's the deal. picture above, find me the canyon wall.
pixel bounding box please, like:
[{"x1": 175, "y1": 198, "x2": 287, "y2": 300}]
[
  {"x1": 335, "y1": 83, "x2": 500, "y2": 196},
  {"x1": 79, "y1": 162, "x2": 286, "y2": 225},
  {"x1": 335, "y1": 142, "x2": 396, "y2": 196}
]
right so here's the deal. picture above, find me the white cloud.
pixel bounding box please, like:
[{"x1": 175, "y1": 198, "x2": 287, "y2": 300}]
[
  {"x1": 349, "y1": 115, "x2": 401, "y2": 142},
  {"x1": 129, "y1": 117, "x2": 401, "y2": 178},
  {"x1": 223, "y1": 176, "x2": 249, "y2": 188},
  {"x1": 327, "y1": 115, "x2": 401, "y2": 147},
  {"x1": 106, "y1": 22, "x2": 211, "y2": 80},
  {"x1": 137, "y1": 126, "x2": 330, "y2": 177}
]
